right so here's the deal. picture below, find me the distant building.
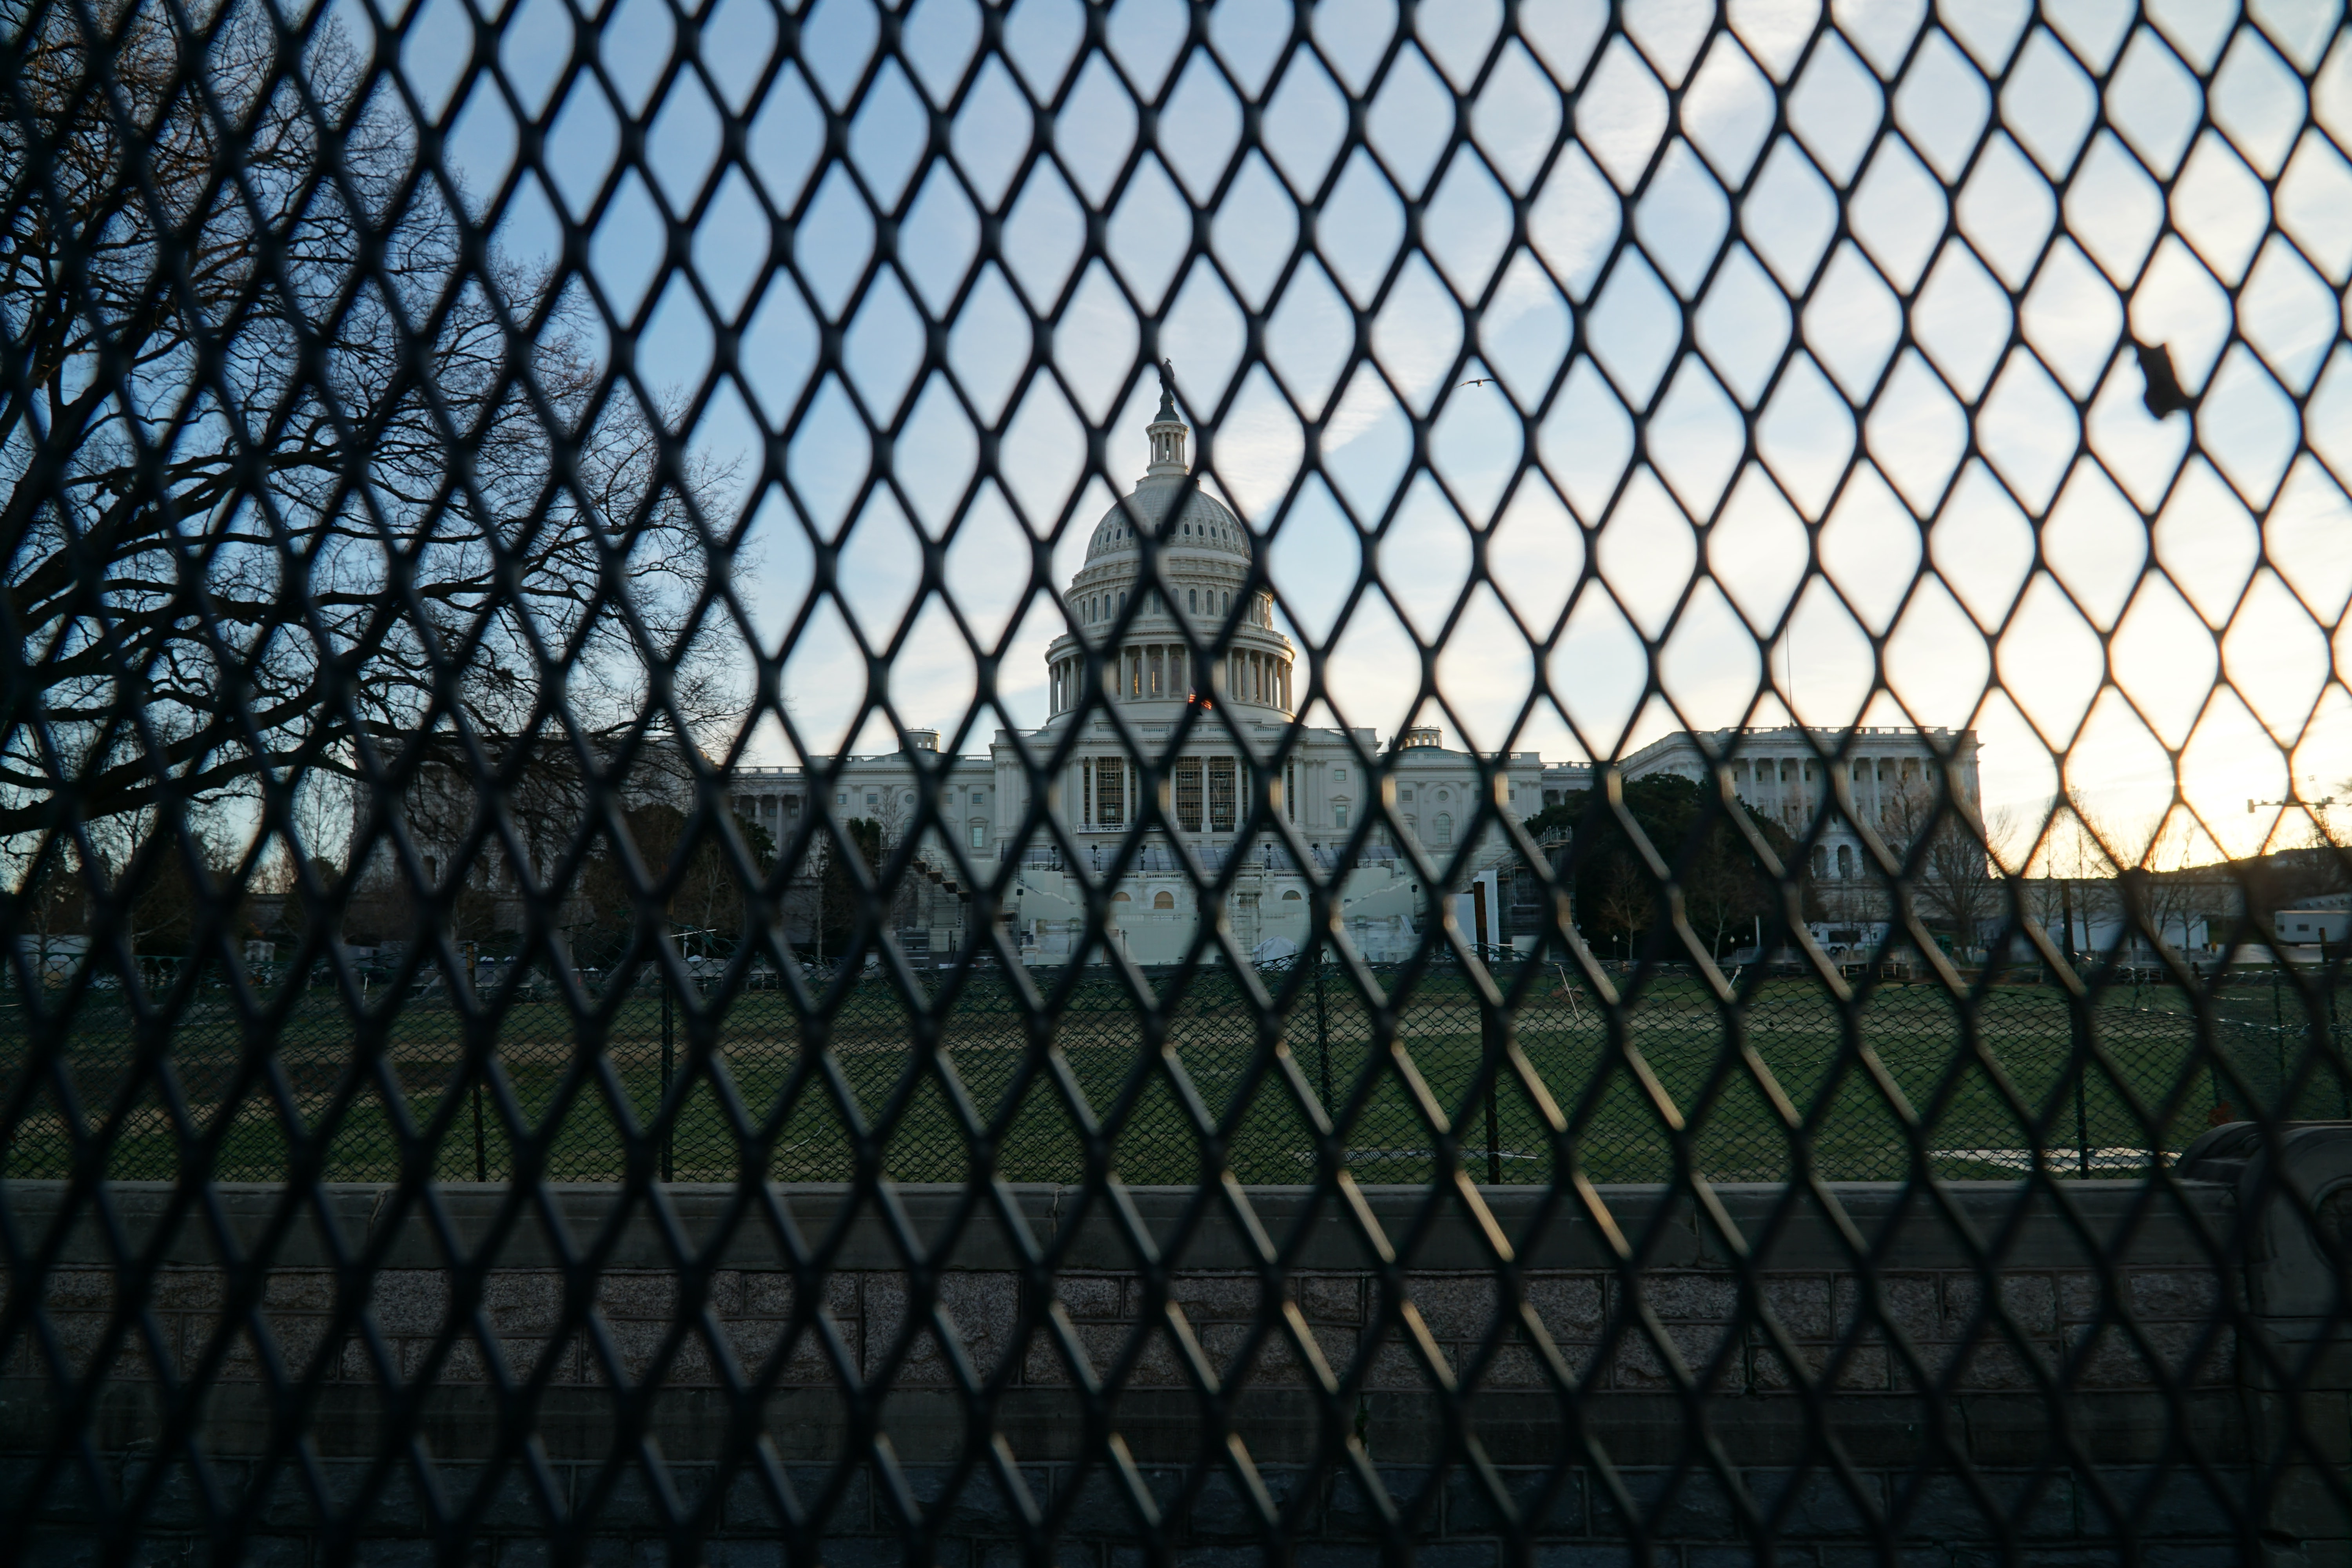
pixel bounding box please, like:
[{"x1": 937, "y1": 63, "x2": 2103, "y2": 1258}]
[
  {"x1": 2270, "y1": 892, "x2": 2352, "y2": 949},
  {"x1": 1610, "y1": 726, "x2": 1984, "y2": 884},
  {"x1": 735, "y1": 387, "x2": 1541, "y2": 965},
  {"x1": 733, "y1": 391, "x2": 1978, "y2": 968}
]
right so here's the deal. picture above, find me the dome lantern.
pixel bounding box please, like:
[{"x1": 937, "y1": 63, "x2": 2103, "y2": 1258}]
[{"x1": 1146, "y1": 359, "x2": 1187, "y2": 475}]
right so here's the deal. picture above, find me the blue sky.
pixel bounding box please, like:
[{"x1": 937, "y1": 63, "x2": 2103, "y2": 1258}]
[{"x1": 368, "y1": 0, "x2": 2352, "y2": 866}]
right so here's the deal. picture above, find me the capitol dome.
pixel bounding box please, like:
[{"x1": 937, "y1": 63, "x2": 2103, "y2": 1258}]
[
  {"x1": 1082, "y1": 379, "x2": 1254, "y2": 565},
  {"x1": 1045, "y1": 375, "x2": 1295, "y2": 721}
]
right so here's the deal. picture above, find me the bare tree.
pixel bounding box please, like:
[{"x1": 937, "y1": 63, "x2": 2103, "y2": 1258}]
[
  {"x1": 0, "y1": 0, "x2": 742, "y2": 865},
  {"x1": 1592, "y1": 859, "x2": 1649, "y2": 962},
  {"x1": 2110, "y1": 812, "x2": 2227, "y2": 961},
  {"x1": 1876, "y1": 777, "x2": 2000, "y2": 956},
  {"x1": 1, "y1": 831, "x2": 85, "y2": 981}
]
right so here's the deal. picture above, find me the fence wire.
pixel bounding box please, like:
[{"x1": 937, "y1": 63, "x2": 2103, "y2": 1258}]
[
  {"x1": 11, "y1": 965, "x2": 2352, "y2": 1187},
  {"x1": 3, "y1": 0, "x2": 2351, "y2": 1564}
]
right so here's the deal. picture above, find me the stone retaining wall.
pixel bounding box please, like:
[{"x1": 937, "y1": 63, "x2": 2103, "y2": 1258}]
[{"x1": 6, "y1": 1123, "x2": 2350, "y2": 1567}]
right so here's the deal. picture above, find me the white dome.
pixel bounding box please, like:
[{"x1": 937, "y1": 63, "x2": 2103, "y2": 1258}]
[
  {"x1": 1083, "y1": 473, "x2": 1253, "y2": 565},
  {"x1": 1043, "y1": 375, "x2": 1294, "y2": 723}
]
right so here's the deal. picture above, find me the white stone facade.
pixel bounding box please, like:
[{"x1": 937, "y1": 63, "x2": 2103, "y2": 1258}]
[
  {"x1": 1615, "y1": 727, "x2": 1984, "y2": 879},
  {"x1": 731, "y1": 396, "x2": 1981, "y2": 967}
]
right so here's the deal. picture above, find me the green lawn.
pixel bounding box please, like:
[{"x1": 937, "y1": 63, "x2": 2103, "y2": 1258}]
[{"x1": 1, "y1": 968, "x2": 2338, "y2": 1186}]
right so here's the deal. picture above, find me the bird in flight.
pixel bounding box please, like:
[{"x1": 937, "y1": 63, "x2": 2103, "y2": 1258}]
[{"x1": 1459, "y1": 377, "x2": 1497, "y2": 388}]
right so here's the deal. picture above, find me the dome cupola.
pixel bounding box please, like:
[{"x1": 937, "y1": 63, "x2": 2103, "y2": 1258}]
[{"x1": 1046, "y1": 372, "x2": 1296, "y2": 724}]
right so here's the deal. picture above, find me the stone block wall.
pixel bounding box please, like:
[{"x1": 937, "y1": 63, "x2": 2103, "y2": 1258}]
[{"x1": 6, "y1": 1125, "x2": 2350, "y2": 1567}]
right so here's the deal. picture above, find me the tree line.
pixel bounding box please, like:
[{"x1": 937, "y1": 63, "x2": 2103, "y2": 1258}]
[{"x1": 1, "y1": 0, "x2": 750, "y2": 980}]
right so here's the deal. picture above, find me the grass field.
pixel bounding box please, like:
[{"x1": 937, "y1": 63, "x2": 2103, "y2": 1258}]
[{"x1": 2, "y1": 966, "x2": 2342, "y2": 1186}]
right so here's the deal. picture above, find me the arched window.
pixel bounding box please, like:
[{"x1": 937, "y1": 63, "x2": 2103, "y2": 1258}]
[
  {"x1": 1837, "y1": 844, "x2": 1854, "y2": 878},
  {"x1": 1811, "y1": 847, "x2": 1828, "y2": 878},
  {"x1": 1434, "y1": 814, "x2": 1453, "y2": 845},
  {"x1": 1281, "y1": 889, "x2": 1302, "y2": 901},
  {"x1": 1112, "y1": 891, "x2": 1131, "y2": 903},
  {"x1": 1189, "y1": 588, "x2": 1198, "y2": 611},
  {"x1": 1153, "y1": 891, "x2": 1175, "y2": 909}
]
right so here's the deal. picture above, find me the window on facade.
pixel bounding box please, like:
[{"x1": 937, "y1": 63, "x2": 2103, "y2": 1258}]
[
  {"x1": 1811, "y1": 847, "x2": 1828, "y2": 878},
  {"x1": 1209, "y1": 756, "x2": 1236, "y2": 832},
  {"x1": 1401, "y1": 785, "x2": 1414, "y2": 801},
  {"x1": 1544, "y1": 789, "x2": 1561, "y2": 806},
  {"x1": 1434, "y1": 814, "x2": 1452, "y2": 845},
  {"x1": 1188, "y1": 588, "x2": 1198, "y2": 611},
  {"x1": 1285, "y1": 761, "x2": 1297, "y2": 822},
  {"x1": 1175, "y1": 757, "x2": 1203, "y2": 832},
  {"x1": 1837, "y1": 844, "x2": 1853, "y2": 878},
  {"x1": 866, "y1": 792, "x2": 878, "y2": 806},
  {"x1": 1334, "y1": 766, "x2": 1347, "y2": 781},
  {"x1": 1282, "y1": 889, "x2": 1301, "y2": 900},
  {"x1": 837, "y1": 793, "x2": 847, "y2": 804},
  {"x1": 970, "y1": 823, "x2": 986, "y2": 848},
  {"x1": 1333, "y1": 800, "x2": 1349, "y2": 828},
  {"x1": 1153, "y1": 891, "x2": 1175, "y2": 909},
  {"x1": 1095, "y1": 757, "x2": 1126, "y2": 827}
]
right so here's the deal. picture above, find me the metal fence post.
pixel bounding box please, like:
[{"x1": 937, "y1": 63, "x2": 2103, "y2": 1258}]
[
  {"x1": 2074, "y1": 996, "x2": 2092, "y2": 1178},
  {"x1": 1484, "y1": 1002, "x2": 1502, "y2": 1185},
  {"x1": 467, "y1": 942, "x2": 486, "y2": 1182},
  {"x1": 2276, "y1": 968, "x2": 2287, "y2": 1118},
  {"x1": 2334, "y1": 971, "x2": 2348, "y2": 1120},
  {"x1": 661, "y1": 951, "x2": 676, "y2": 1184},
  {"x1": 1314, "y1": 944, "x2": 1331, "y2": 1116}
]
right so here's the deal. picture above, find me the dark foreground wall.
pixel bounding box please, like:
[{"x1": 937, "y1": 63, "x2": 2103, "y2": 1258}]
[{"x1": 5, "y1": 1125, "x2": 2350, "y2": 1568}]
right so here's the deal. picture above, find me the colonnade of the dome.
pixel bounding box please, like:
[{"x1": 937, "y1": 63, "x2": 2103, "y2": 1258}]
[{"x1": 1045, "y1": 640, "x2": 1293, "y2": 716}]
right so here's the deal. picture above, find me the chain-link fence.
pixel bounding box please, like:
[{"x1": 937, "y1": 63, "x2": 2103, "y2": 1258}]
[
  {"x1": 13, "y1": 965, "x2": 2352, "y2": 1186},
  {"x1": 5, "y1": 0, "x2": 2352, "y2": 1562}
]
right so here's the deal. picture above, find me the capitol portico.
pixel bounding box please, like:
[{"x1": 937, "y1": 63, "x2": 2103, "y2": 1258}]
[{"x1": 730, "y1": 383, "x2": 1982, "y2": 966}]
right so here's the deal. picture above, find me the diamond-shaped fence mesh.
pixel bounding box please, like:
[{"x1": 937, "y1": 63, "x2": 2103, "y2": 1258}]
[{"x1": 4, "y1": 0, "x2": 2352, "y2": 1563}]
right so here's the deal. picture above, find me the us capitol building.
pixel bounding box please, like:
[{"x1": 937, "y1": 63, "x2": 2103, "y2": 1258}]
[{"x1": 731, "y1": 390, "x2": 1981, "y2": 967}]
